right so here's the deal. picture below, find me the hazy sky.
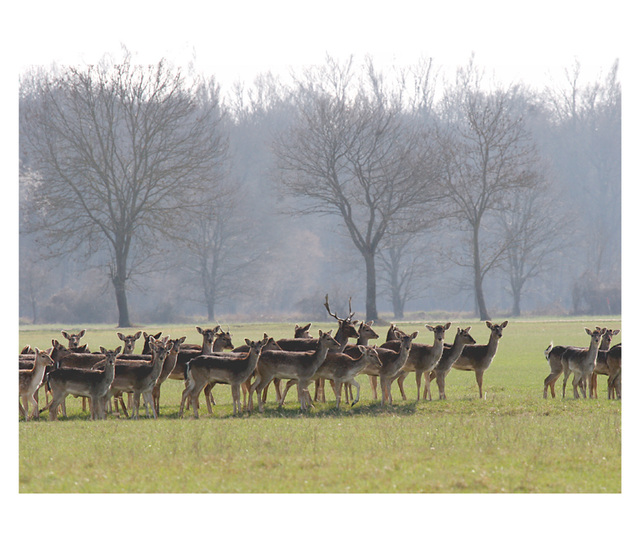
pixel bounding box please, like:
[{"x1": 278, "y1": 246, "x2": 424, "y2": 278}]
[{"x1": 12, "y1": 0, "x2": 627, "y2": 90}]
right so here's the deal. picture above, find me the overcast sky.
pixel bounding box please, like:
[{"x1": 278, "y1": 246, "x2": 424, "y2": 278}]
[{"x1": 11, "y1": 0, "x2": 627, "y2": 90}]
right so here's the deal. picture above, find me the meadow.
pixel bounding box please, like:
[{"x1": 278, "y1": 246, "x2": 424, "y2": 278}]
[{"x1": 18, "y1": 317, "x2": 622, "y2": 493}]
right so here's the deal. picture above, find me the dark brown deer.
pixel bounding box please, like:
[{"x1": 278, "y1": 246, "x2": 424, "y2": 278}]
[{"x1": 294, "y1": 323, "x2": 312, "y2": 338}]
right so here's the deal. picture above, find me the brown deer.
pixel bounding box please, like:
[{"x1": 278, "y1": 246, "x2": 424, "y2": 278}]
[
  {"x1": 588, "y1": 328, "x2": 620, "y2": 398},
  {"x1": 560, "y1": 328, "x2": 604, "y2": 398},
  {"x1": 294, "y1": 323, "x2": 312, "y2": 338},
  {"x1": 381, "y1": 323, "x2": 451, "y2": 401},
  {"x1": 341, "y1": 320, "x2": 380, "y2": 403},
  {"x1": 151, "y1": 336, "x2": 186, "y2": 415},
  {"x1": 605, "y1": 344, "x2": 621, "y2": 399},
  {"x1": 179, "y1": 336, "x2": 268, "y2": 418},
  {"x1": 61, "y1": 329, "x2": 86, "y2": 349},
  {"x1": 249, "y1": 330, "x2": 340, "y2": 412},
  {"x1": 108, "y1": 338, "x2": 172, "y2": 419},
  {"x1": 543, "y1": 327, "x2": 608, "y2": 399},
  {"x1": 308, "y1": 345, "x2": 382, "y2": 409},
  {"x1": 428, "y1": 327, "x2": 476, "y2": 400},
  {"x1": 448, "y1": 321, "x2": 507, "y2": 399},
  {"x1": 19, "y1": 348, "x2": 55, "y2": 420},
  {"x1": 180, "y1": 326, "x2": 221, "y2": 352},
  {"x1": 367, "y1": 324, "x2": 408, "y2": 399},
  {"x1": 359, "y1": 331, "x2": 418, "y2": 405},
  {"x1": 46, "y1": 347, "x2": 121, "y2": 420},
  {"x1": 117, "y1": 331, "x2": 142, "y2": 354}
]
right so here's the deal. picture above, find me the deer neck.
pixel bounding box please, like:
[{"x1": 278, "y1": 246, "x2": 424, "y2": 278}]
[
  {"x1": 150, "y1": 355, "x2": 168, "y2": 381},
  {"x1": 312, "y1": 342, "x2": 333, "y2": 368},
  {"x1": 586, "y1": 336, "x2": 600, "y2": 362},
  {"x1": 485, "y1": 332, "x2": 501, "y2": 357},
  {"x1": 103, "y1": 359, "x2": 117, "y2": 384},
  {"x1": 31, "y1": 358, "x2": 49, "y2": 386},
  {"x1": 447, "y1": 334, "x2": 469, "y2": 361},
  {"x1": 162, "y1": 350, "x2": 179, "y2": 377},
  {"x1": 599, "y1": 336, "x2": 612, "y2": 352}
]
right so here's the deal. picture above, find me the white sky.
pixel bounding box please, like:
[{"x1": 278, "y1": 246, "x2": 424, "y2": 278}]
[{"x1": 10, "y1": 0, "x2": 629, "y2": 90}]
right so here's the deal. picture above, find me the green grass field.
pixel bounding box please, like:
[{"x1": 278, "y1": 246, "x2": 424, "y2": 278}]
[{"x1": 18, "y1": 317, "x2": 622, "y2": 493}]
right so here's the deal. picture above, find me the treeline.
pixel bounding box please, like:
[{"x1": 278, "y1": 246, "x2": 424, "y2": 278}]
[{"x1": 19, "y1": 51, "x2": 620, "y2": 326}]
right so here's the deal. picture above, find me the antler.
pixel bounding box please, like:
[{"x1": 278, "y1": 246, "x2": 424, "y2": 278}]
[
  {"x1": 324, "y1": 293, "x2": 340, "y2": 321},
  {"x1": 347, "y1": 297, "x2": 355, "y2": 321}
]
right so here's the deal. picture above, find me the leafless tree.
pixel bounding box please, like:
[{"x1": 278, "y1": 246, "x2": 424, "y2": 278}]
[
  {"x1": 20, "y1": 52, "x2": 228, "y2": 326},
  {"x1": 273, "y1": 56, "x2": 442, "y2": 321},
  {"x1": 435, "y1": 60, "x2": 544, "y2": 320}
]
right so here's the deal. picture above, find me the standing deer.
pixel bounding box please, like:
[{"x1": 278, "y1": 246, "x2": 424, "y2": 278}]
[
  {"x1": 294, "y1": 324, "x2": 312, "y2": 338},
  {"x1": 19, "y1": 348, "x2": 55, "y2": 420},
  {"x1": 561, "y1": 328, "x2": 604, "y2": 399},
  {"x1": 46, "y1": 347, "x2": 121, "y2": 420},
  {"x1": 381, "y1": 323, "x2": 451, "y2": 401},
  {"x1": 61, "y1": 330, "x2": 86, "y2": 349},
  {"x1": 605, "y1": 344, "x2": 621, "y2": 399},
  {"x1": 588, "y1": 328, "x2": 620, "y2": 398},
  {"x1": 249, "y1": 330, "x2": 340, "y2": 412},
  {"x1": 429, "y1": 327, "x2": 476, "y2": 400},
  {"x1": 118, "y1": 331, "x2": 142, "y2": 354},
  {"x1": 449, "y1": 321, "x2": 508, "y2": 399},
  {"x1": 179, "y1": 336, "x2": 268, "y2": 418}
]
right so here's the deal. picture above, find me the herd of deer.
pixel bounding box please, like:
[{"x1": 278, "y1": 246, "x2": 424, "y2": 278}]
[{"x1": 18, "y1": 296, "x2": 622, "y2": 421}]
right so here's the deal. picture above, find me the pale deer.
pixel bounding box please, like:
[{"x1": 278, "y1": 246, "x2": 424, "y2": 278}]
[
  {"x1": 118, "y1": 331, "x2": 142, "y2": 354},
  {"x1": 380, "y1": 323, "x2": 451, "y2": 401},
  {"x1": 294, "y1": 323, "x2": 312, "y2": 338},
  {"x1": 249, "y1": 330, "x2": 340, "y2": 412},
  {"x1": 46, "y1": 347, "x2": 121, "y2": 420},
  {"x1": 359, "y1": 331, "x2": 418, "y2": 405},
  {"x1": 428, "y1": 327, "x2": 476, "y2": 400},
  {"x1": 448, "y1": 321, "x2": 508, "y2": 399},
  {"x1": 179, "y1": 336, "x2": 268, "y2": 418},
  {"x1": 560, "y1": 328, "x2": 604, "y2": 399},
  {"x1": 306, "y1": 345, "x2": 382, "y2": 409},
  {"x1": 108, "y1": 339, "x2": 173, "y2": 419},
  {"x1": 19, "y1": 348, "x2": 54, "y2": 420},
  {"x1": 588, "y1": 328, "x2": 620, "y2": 398}
]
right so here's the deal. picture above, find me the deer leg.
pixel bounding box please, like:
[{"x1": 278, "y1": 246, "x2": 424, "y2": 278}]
[
  {"x1": 204, "y1": 383, "x2": 214, "y2": 415},
  {"x1": 280, "y1": 380, "x2": 297, "y2": 406},
  {"x1": 397, "y1": 371, "x2": 408, "y2": 401},
  {"x1": 436, "y1": 372, "x2": 446, "y2": 400},
  {"x1": 589, "y1": 373, "x2": 598, "y2": 399},
  {"x1": 475, "y1": 369, "x2": 484, "y2": 399},
  {"x1": 349, "y1": 379, "x2": 361, "y2": 407},
  {"x1": 369, "y1": 375, "x2": 378, "y2": 399}
]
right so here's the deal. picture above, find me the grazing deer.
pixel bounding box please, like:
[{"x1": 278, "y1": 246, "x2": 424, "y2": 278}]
[
  {"x1": 108, "y1": 339, "x2": 172, "y2": 419},
  {"x1": 179, "y1": 337, "x2": 268, "y2": 418},
  {"x1": 380, "y1": 323, "x2": 451, "y2": 401},
  {"x1": 560, "y1": 328, "x2": 604, "y2": 399},
  {"x1": 428, "y1": 327, "x2": 476, "y2": 400},
  {"x1": 249, "y1": 330, "x2": 340, "y2": 412},
  {"x1": 588, "y1": 328, "x2": 620, "y2": 398},
  {"x1": 605, "y1": 344, "x2": 621, "y2": 399},
  {"x1": 46, "y1": 347, "x2": 121, "y2": 420},
  {"x1": 294, "y1": 323, "x2": 312, "y2": 338},
  {"x1": 19, "y1": 348, "x2": 55, "y2": 420},
  {"x1": 118, "y1": 331, "x2": 142, "y2": 354},
  {"x1": 448, "y1": 321, "x2": 508, "y2": 399}
]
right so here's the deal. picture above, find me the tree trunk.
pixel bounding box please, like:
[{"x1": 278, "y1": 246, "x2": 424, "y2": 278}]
[
  {"x1": 206, "y1": 299, "x2": 215, "y2": 321},
  {"x1": 510, "y1": 282, "x2": 522, "y2": 317},
  {"x1": 112, "y1": 275, "x2": 132, "y2": 328},
  {"x1": 363, "y1": 250, "x2": 378, "y2": 322},
  {"x1": 473, "y1": 227, "x2": 491, "y2": 321}
]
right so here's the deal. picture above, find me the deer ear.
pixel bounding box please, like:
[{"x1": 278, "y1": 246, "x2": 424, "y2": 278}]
[
  {"x1": 425, "y1": 325, "x2": 434, "y2": 331},
  {"x1": 100, "y1": 346, "x2": 106, "y2": 354},
  {"x1": 612, "y1": 329, "x2": 620, "y2": 335},
  {"x1": 501, "y1": 321, "x2": 508, "y2": 328},
  {"x1": 245, "y1": 338, "x2": 251, "y2": 345},
  {"x1": 485, "y1": 321, "x2": 492, "y2": 328},
  {"x1": 79, "y1": 330, "x2": 86, "y2": 337},
  {"x1": 61, "y1": 331, "x2": 69, "y2": 339},
  {"x1": 134, "y1": 331, "x2": 142, "y2": 339},
  {"x1": 585, "y1": 328, "x2": 592, "y2": 335},
  {"x1": 117, "y1": 333, "x2": 125, "y2": 340},
  {"x1": 411, "y1": 331, "x2": 418, "y2": 339},
  {"x1": 196, "y1": 326, "x2": 203, "y2": 334},
  {"x1": 115, "y1": 346, "x2": 122, "y2": 354},
  {"x1": 445, "y1": 322, "x2": 451, "y2": 329}
]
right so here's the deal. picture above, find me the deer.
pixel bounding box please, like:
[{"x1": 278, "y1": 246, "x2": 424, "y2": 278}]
[
  {"x1": 358, "y1": 331, "x2": 418, "y2": 405},
  {"x1": 180, "y1": 326, "x2": 222, "y2": 352},
  {"x1": 367, "y1": 324, "x2": 408, "y2": 399},
  {"x1": 108, "y1": 338, "x2": 173, "y2": 419},
  {"x1": 46, "y1": 347, "x2": 121, "y2": 420},
  {"x1": 543, "y1": 327, "x2": 608, "y2": 399},
  {"x1": 588, "y1": 328, "x2": 620, "y2": 398},
  {"x1": 341, "y1": 320, "x2": 380, "y2": 403},
  {"x1": 19, "y1": 348, "x2": 55, "y2": 420},
  {"x1": 379, "y1": 323, "x2": 451, "y2": 401},
  {"x1": 428, "y1": 327, "x2": 476, "y2": 400},
  {"x1": 294, "y1": 323, "x2": 312, "y2": 338},
  {"x1": 605, "y1": 344, "x2": 621, "y2": 399},
  {"x1": 147, "y1": 336, "x2": 186, "y2": 416},
  {"x1": 560, "y1": 327, "x2": 604, "y2": 399},
  {"x1": 117, "y1": 331, "x2": 142, "y2": 354},
  {"x1": 249, "y1": 330, "x2": 340, "y2": 412},
  {"x1": 447, "y1": 321, "x2": 508, "y2": 399},
  {"x1": 61, "y1": 329, "x2": 86, "y2": 349},
  {"x1": 179, "y1": 336, "x2": 268, "y2": 418},
  {"x1": 300, "y1": 345, "x2": 382, "y2": 409}
]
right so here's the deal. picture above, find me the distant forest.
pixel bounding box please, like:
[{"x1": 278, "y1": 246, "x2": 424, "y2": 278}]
[{"x1": 19, "y1": 52, "x2": 620, "y2": 325}]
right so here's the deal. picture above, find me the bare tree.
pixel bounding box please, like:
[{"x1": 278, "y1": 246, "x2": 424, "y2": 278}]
[
  {"x1": 20, "y1": 52, "x2": 228, "y2": 326},
  {"x1": 435, "y1": 60, "x2": 544, "y2": 320},
  {"x1": 273, "y1": 56, "x2": 441, "y2": 321}
]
